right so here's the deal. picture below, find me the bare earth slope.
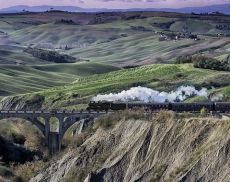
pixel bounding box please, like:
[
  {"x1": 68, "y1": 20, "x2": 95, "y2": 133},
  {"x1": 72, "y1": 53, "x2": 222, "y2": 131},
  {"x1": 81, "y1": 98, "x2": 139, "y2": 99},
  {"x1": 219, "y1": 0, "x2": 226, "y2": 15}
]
[{"x1": 31, "y1": 112, "x2": 230, "y2": 182}]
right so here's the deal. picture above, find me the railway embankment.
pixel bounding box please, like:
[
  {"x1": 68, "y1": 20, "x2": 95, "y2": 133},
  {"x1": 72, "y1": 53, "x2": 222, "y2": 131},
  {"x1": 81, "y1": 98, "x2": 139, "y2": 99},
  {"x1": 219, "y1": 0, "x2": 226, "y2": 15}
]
[{"x1": 30, "y1": 111, "x2": 230, "y2": 182}]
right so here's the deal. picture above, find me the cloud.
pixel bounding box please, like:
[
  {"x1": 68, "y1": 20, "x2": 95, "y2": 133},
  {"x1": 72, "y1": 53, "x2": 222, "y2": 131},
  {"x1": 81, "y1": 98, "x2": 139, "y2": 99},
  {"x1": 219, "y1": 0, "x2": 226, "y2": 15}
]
[
  {"x1": 97, "y1": 0, "x2": 165, "y2": 2},
  {"x1": 0, "y1": 0, "x2": 229, "y2": 9},
  {"x1": 70, "y1": 0, "x2": 85, "y2": 3}
]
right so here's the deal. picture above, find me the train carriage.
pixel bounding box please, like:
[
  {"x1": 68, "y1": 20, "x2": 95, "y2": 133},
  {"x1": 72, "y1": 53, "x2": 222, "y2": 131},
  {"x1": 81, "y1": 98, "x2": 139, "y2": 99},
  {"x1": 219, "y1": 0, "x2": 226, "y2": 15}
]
[
  {"x1": 88, "y1": 101, "x2": 230, "y2": 113},
  {"x1": 150, "y1": 103, "x2": 169, "y2": 111},
  {"x1": 127, "y1": 103, "x2": 148, "y2": 110},
  {"x1": 87, "y1": 101, "x2": 111, "y2": 111},
  {"x1": 215, "y1": 102, "x2": 230, "y2": 113},
  {"x1": 171, "y1": 102, "x2": 214, "y2": 112},
  {"x1": 110, "y1": 102, "x2": 127, "y2": 110}
]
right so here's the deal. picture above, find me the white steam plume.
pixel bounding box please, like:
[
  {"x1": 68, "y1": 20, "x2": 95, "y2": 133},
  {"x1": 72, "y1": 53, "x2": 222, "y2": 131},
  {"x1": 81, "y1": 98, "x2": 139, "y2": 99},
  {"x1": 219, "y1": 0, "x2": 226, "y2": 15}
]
[
  {"x1": 210, "y1": 93, "x2": 224, "y2": 102},
  {"x1": 92, "y1": 86, "x2": 208, "y2": 103}
]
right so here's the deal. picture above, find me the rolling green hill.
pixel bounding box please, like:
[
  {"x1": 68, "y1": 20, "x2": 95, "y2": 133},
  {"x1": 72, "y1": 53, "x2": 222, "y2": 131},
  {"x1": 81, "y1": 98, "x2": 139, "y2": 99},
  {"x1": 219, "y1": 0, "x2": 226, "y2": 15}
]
[
  {"x1": 8, "y1": 18, "x2": 227, "y2": 67},
  {"x1": 3, "y1": 63, "x2": 230, "y2": 110},
  {"x1": 0, "y1": 45, "x2": 47, "y2": 65},
  {"x1": 68, "y1": 34, "x2": 230, "y2": 66},
  {"x1": 0, "y1": 12, "x2": 228, "y2": 66},
  {"x1": 0, "y1": 63, "x2": 119, "y2": 96},
  {"x1": 0, "y1": 12, "x2": 229, "y2": 99}
]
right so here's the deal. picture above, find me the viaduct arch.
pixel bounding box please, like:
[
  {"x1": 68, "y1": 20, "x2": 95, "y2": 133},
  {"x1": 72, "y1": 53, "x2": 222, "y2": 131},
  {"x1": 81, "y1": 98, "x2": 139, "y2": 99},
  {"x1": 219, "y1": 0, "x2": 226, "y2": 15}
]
[{"x1": 0, "y1": 110, "x2": 106, "y2": 154}]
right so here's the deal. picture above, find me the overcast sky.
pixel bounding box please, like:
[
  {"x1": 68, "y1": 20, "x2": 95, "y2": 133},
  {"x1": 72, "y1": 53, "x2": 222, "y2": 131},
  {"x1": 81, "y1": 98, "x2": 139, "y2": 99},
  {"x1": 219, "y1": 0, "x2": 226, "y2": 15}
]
[{"x1": 0, "y1": 0, "x2": 229, "y2": 9}]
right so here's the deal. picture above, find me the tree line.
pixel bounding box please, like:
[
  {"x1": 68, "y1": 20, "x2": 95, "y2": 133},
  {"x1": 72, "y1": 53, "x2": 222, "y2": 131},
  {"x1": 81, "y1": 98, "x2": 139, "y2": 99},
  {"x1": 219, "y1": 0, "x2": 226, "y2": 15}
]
[{"x1": 175, "y1": 55, "x2": 230, "y2": 71}]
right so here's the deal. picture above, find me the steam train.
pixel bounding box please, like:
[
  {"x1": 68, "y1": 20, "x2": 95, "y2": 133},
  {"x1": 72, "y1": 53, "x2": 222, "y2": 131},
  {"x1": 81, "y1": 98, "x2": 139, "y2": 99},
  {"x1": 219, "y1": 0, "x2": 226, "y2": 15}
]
[{"x1": 87, "y1": 101, "x2": 230, "y2": 112}]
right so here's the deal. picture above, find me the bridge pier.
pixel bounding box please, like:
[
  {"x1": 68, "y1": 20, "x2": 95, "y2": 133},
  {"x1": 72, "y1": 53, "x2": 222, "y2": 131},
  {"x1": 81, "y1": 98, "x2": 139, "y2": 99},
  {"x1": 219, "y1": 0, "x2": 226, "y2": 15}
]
[
  {"x1": 44, "y1": 117, "x2": 50, "y2": 145},
  {"x1": 47, "y1": 116, "x2": 64, "y2": 155},
  {"x1": 48, "y1": 132, "x2": 61, "y2": 155},
  {"x1": 58, "y1": 116, "x2": 64, "y2": 135}
]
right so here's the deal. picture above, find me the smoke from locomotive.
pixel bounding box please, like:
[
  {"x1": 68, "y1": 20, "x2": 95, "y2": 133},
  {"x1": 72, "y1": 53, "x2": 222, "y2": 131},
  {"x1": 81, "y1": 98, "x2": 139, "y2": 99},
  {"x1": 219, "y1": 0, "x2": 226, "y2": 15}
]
[
  {"x1": 92, "y1": 86, "x2": 208, "y2": 103},
  {"x1": 210, "y1": 93, "x2": 224, "y2": 102}
]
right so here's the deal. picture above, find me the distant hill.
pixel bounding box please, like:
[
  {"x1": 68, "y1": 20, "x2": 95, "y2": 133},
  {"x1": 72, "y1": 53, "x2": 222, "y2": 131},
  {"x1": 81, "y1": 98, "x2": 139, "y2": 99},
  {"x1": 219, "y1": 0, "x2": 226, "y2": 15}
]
[
  {"x1": 0, "y1": 4, "x2": 229, "y2": 14},
  {"x1": 167, "y1": 4, "x2": 230, "y2": 14},
  {"x1": 0, "y1": 5, "x2": 107, "y2": 13},
  {"x1": 0, "y1": 5, "x2": 85, "y2": 13}
]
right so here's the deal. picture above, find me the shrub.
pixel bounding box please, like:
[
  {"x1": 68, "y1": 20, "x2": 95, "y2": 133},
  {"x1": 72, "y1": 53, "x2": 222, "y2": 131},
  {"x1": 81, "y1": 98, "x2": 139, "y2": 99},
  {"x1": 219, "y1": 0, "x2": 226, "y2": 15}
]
[
  {"x1": 93, "y1": 109, "x2": 146, "y2": 130},
  {"x1": 25, "y1": 94, "x2": 45, "y2": 105},
  {"x1": 123, "y1": 109, "x2": 146, "y2": 120},
  {"x1": 175, "y1": 55, "x2": 193, "y2": 64},
  {"x1": 225, "y1": 55, "x2": 230, "y2": 64},
  {"x1": 24, "y1": 94, "x2": 45, "y2": 110},
  {"x1": 12, "y1": 133, "x2": 26, "y2": 145},
  {"x1": 149, "y1": 165, "x2": 168, "y2": 182},
  {"x1": 55, "y1": 19, "x2": 77, "y2": 25},
  {"x1": 155, "y1": 111, "x2": 175, "y2": 122},
  {"x1": 0, "y1": 166, "x2": 21, "y2": 182},
  {"x1": 24, "y1": 47, "x2": 76, "y2": 63},
  {"x1": 68, "y1": 133, "x2": 90, "y2": 149},
  {"x1": 200, "y1": 107, "x2": 207, "y2": 115},
  {"x1": 193, "y1": 55, "x2": 229, "y2": 71},
  {"x1": 93, "y1": 112, "x2": 123, "y2": 130},
  {"x1": 13, "y1": 161, "x2": 47, "y2": 182},
  {"x1": 176, "y1": 55, "x2": 230, "y2": 71},
  {"x1": 0, "y1": 165, "x2": 14, "y2": 179}
]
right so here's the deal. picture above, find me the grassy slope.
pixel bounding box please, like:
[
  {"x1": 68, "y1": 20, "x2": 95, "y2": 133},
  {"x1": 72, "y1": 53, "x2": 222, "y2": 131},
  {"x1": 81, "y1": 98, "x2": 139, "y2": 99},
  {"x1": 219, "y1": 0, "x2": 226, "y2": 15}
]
[
  {"x1": 9, "y1": 63, "x2": 230, "y2": 109},
  {"x1": 1, "y1": 16, "x2": 228, "y2": 66},
  {"x1": 0, "y1": 45, "x2": 47, "y2": 65},
  {"x1": 68, "y1": 33, "x2": 230, "y2": 66},
  {"x1": 0, "y1": 13, "x2": 229, "y2": 97},
  {"x1": 68, "y1": 32, "x2": 195, "y2": 65},
  {"x1": 7, "y1": 16, "x2": 230, "y2": 45},
  {"x1": 170, "y1": 19, "x2": 214, "y2": 34},
  {"x1": 0, "y1": 63, "x2": 119, "y2": 96},
  {"x1": 67, "y1": 18, "x2": 229, "y2": 65}
]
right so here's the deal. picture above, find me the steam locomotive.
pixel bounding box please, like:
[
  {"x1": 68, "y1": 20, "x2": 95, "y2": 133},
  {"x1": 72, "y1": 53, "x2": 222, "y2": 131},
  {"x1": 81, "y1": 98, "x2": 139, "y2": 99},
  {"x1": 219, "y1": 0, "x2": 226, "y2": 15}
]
[{"x1": 87, "y1": 101, "x2": 230, "y2": 112}]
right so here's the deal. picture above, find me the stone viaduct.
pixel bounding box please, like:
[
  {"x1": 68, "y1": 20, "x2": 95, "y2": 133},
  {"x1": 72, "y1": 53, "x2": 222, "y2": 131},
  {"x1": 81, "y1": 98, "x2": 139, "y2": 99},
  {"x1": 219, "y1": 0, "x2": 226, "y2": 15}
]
[{"x1": 0, "y1": 110, "x2": 107, "y2": 154}]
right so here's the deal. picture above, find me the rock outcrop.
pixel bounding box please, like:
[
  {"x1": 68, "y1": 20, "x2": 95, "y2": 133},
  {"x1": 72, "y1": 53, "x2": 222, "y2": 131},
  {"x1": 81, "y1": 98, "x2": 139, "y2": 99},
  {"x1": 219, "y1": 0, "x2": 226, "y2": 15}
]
[
  {"x1": 0, "y1": 94, "x2": 45, "y2": 110},
  {"x1": 30, "y1": 112, "x2": 230, "y2": 182}
]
